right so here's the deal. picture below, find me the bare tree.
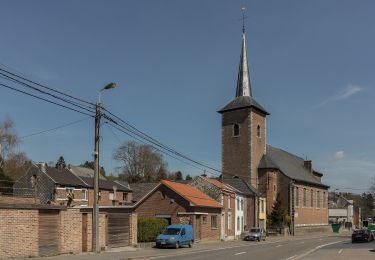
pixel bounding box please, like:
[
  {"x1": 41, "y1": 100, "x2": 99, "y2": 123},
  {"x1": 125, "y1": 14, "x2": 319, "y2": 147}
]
[
  {"x1": 0, "y1": 118, "x2": 20, "y2": 167},
  {"x1": 2, "y1": 152, "x2": 31, "y2": 180},
  {"x1": 113, "y1": 141, "x2": 167, "y2": 183}
]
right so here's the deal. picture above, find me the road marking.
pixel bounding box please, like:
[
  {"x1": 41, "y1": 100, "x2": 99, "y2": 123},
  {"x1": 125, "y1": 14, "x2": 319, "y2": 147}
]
[
  {"x1": 285, "y1": 255, "x2": 298, "y2": 260},
  {"x1": 276, "y1": 244, "x2": 283, "y2": 247},
  {"x1": 234, "y1": 252, "x2": 246, "y2": 256},
  {"x1": 295, "y1": 240, "x2": 344, "y2": 259},
  {"x1": 338, "y1": 249, "x2": 343, "y2": 254},
  {"x1": 300, "y1": 241, "x2": 305, "y2": 244},
  {"x1": 319, "y1": 239, "x2": 323, "y2": 241}
]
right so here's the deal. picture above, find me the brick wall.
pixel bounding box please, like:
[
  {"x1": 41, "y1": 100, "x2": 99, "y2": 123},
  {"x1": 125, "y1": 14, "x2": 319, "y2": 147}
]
[
  {"x1": 129, "y1": 213, "x2": 138, "y2": 246},
  {"x1": 59, "y1": 209, "x2": 82, "y2": 254},
  {"x1": 0, "y1": 195, "x2": 39, "y2": 204},
  {"x1": 222, "y1": 108, "x2": 266, "y2": 188},
  {"x1": 85, "y1": 212, "x2": 107, "y2": 251},
  {"x1": 0, "y1": 209, "x2": 39, "y2": 258}
]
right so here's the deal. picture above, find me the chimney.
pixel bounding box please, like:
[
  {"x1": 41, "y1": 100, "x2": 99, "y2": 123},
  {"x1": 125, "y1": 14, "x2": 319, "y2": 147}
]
[
  {"x1": 304, "y1": 160, "x2": 312, "y2": 172},
  {"x1": 39, "y1": 162, "x2": 46, "y2": 173}
]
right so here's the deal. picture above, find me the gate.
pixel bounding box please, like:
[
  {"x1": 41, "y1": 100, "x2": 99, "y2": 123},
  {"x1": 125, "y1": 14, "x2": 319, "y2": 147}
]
[
  {"x1": 39, "y1": 210, "x2": 59, "y2": 256},
  {"x1": 107, "y1": 213, "x2": 130, "y2": 247}
]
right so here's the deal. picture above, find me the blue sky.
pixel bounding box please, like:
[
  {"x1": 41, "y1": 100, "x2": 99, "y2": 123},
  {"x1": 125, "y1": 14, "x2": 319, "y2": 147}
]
[{"x1": 0, "y1": 0, "x2": 374, "y2": 192}]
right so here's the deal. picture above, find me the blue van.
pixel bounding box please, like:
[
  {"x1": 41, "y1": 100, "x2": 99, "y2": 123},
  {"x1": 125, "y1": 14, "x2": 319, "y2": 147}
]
[{"x1": 156, "y1": 224, "x2": 194, "y2": 248}]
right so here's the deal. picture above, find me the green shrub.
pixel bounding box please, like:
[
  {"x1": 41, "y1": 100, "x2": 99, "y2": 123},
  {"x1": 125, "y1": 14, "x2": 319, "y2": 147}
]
[{"x1": 137, "y1": 217, "x2": 169, "y2": 242}]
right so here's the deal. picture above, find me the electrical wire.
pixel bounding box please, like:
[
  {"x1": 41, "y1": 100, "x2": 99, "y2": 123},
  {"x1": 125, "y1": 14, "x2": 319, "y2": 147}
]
[
  {"x1": 21, "y1": 117, "x2": 90, "y2": 139},
  {"x1": 0, "y1": 67, "x2": 95, "y2": 107},
  {"x1": 0, "y1": 82, "x2": 94, "y2": 117}
]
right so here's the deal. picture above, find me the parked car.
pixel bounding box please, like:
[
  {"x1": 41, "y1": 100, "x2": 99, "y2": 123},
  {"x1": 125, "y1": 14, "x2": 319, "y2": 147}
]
[
  {"x1": 352, "y1": 229, "x2": 373, "y2": 243},
  {"x1": 156, "y1": 224, "x2": 194, "y2": 248},
  {"x1": 244, "y1": 227, "x2": 266, "y2": 241}
]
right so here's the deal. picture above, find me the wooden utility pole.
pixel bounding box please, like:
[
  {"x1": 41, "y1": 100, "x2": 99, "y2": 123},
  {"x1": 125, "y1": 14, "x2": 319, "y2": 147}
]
[{"x1": 93, "y1": 101, "x2": 101, "y2": 253}]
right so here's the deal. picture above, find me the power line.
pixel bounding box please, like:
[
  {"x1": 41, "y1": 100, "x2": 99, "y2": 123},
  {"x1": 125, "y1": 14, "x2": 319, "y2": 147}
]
[
  {"x1": 0, "y1": 82, "x2": 94, "y2": 117},
  {"x1": 21, "y1": 117, "x2": 90, "y2": 139},
  {"x1": 0, "y1": 73, "x2": 95, "y2": 114},
  {"x1": 0, "y1": 66, "x2": 95, "y2": 107}
]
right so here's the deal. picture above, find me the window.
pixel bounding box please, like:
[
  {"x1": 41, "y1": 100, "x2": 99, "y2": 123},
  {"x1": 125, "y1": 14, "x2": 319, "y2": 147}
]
[
  {"x1": 261, "y1": 199, "x2": 265, "y2": 213},
  {"x1": 80, "y1": 189, "x2": 87, "y2": 200},
  {"x1": 237, "y1": 198, "x2": 240, "y2": 210},
  {"x1": 211, "y1": 215, "x2": 217, "y2": 229},
  {"x1": 241, "y1": 199, "x2": 244, "y2": 211},
  {"x1": 317, "y1": 191, "x2": 321, "y2": 208},
  {"x1": 257, "y1": 125, "x2": 261, "y2": 138},
  {"x1": 233, "y1": 123, "x2": 240, "y2": 137},
  {"x1": 228, "y1": 213, "x2": 232, "y2": 230},
  {"x1": 123, "y1": 193, "x2": 129, "y2": 202},
  {"x1": 241, "y1": 216, "x2": 244, "y2": 231},
  {"x1": 220, "y1": 194, "x2": 224, "y2": 205},
  {"x1": 228, "y1": 197, "x2": 231, "y2": 209},
  {"x1": 295, "y1": 187, "x2": 299, "y2": 207},
  {"x1": 323, "y1": 192, "x2": 327, "y2": 208},
  {"x1": 237, "y1": 216, "x2": 240, "y2": 231},
  {"x1": 109, "y1": 191, "x2": 114, "y2": 200},
  {"x1": 203, "y1": 216, "x2": 207, "y2": 224},
  {"x1": 303, "y1": 188, "x2": 307, "y2": 207},
  {"x1": 310, "y1": 190, "x2": 314, "y2": 208}
]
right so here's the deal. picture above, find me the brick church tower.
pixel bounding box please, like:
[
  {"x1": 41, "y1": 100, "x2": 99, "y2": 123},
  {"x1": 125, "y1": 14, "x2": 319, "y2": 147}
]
[{"x1": 218, "y1": 27, "x2": 269, "y2": 189}]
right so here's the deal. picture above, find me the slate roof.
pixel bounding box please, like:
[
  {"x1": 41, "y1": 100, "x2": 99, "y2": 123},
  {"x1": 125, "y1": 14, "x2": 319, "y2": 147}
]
[
  {"x1": 79, "y1": 177, "x2": 131, "y2": 192},
  {"x1": 218, "y1": 96, "x2": 269, "y2": 115},
  {"x1": 43, "y1": 166, "x2": 89, "y2": 187},
  {"x1": 129, "y1": 183, "x2": 159, "y2": 203},
  {"x1": 161, "y1": 180, "x2": 222, "y2": 208},
  {"x1": 68, "y1": 166, "x2": 106, "y2": 180},
  {"x1": 259, "y1": 145, "x2": 329, "y2": 188},
  {"x1": 222, "y1": 175, "x2": 258, "y2": 196}
]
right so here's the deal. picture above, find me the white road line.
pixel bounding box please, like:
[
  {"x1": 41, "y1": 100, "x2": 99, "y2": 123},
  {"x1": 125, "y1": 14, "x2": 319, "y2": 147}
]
[
  {"x1": 276, "y1": 244, "x2": 283, "y2": 247},
  {"x1": 234, "y1": 252, "x2": 246, "y2": 256},
  {"x1": 286, "y1": 255, "x2": 298, "y2": 260},
  {"x1": 295, "y1": 240, "x2": 344, "y2": 259},
  {"x1": 300, "y1": 241, "x2": 305, "y2": 244},
  {"x1": 319, "y1": 239, "x2": 323, "y2": 241},
  {"x1": 338, "y1": 249, "x2": 343, "y2": 254}
]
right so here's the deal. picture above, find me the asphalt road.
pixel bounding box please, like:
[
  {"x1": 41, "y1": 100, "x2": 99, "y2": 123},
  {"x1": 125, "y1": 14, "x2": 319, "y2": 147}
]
[{"x1": 151, "y1": 235, "x2": 347, "y2": 260}]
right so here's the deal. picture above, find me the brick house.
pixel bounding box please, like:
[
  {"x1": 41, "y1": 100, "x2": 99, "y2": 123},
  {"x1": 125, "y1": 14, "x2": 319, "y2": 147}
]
[
  {"x1": 222, "y1": 175, "x2": 262, "y2": 232},
  {"x1": 217, "y1": 27, "x2": 329, "y2": 234},
  {"x1": 133, "y1": 180, "x2": 222, "y2": 242},
  {"x1": 189, "y1": 176, "x2": 236, "y2": 240},
  {"x1": 13, "y1": 163, "x2": 132, "y2": 206}
]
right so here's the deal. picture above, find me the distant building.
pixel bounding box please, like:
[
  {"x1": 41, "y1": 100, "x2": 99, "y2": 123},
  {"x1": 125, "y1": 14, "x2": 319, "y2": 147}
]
[{"x1": 218, "y1": 24, "x2": 329, "y2": 234}]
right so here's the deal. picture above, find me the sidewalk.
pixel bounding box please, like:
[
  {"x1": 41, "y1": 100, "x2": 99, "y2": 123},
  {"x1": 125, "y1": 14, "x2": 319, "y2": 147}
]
[{"x1": 24, "y1": 233, "x2": 349, "y2": 260}]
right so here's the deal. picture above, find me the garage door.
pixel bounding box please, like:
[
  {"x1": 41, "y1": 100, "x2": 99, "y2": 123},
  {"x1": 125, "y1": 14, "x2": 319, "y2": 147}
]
[
  {"x1": 107, "y1": 213, "x2": 130, "y2": 247},
  {"x1": 39, "y1": 210, "x2": 59, "y2": 256}
]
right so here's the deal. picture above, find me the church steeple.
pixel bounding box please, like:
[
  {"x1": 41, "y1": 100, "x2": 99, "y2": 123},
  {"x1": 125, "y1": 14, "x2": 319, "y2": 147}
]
[{"x1": 236, "y1": 9, "x2": 252, "y2": 97}]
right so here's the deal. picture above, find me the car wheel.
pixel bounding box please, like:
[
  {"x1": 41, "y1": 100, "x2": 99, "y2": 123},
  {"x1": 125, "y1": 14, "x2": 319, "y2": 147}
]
[
  {"x1": 175, "y1": 242, "x2": 179, "y2": 249},
  {"x1": 188, "y1": 241, "x2": 193, "y2": 248}
]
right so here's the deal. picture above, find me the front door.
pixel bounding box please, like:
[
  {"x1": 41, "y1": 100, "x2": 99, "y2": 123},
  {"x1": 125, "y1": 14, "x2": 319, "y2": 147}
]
[{"x1": 195, "y1": 216, "x2": 201, "y2": 241}]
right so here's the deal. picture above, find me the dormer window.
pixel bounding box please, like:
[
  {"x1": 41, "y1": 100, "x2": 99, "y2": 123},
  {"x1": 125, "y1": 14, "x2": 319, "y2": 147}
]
[
  {"x1": 233, "y1": 123, "x2": 240, "y2": 137},
  {"x1": 257, "y1": 125, "x2": 261, "y2": 138}
]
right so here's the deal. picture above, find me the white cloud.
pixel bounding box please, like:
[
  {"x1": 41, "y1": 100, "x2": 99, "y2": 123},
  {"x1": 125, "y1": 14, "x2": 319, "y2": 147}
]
[
  {"x1": 333, "y1": 150, "x2": 345, "y2": 160},
  {"x1": 317, "y1": 156, "x2": 375, "y2": 193},
  {"x1": 314, "y1": 84, "x2": 364, "y2": 108}
]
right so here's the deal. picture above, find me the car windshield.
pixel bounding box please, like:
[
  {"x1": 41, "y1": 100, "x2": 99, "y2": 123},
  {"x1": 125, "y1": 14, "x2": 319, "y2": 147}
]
[
  {"x1": 162, "y1": 228, "x2": 180, "y2": 235},
  {"x1": 250, "y1": 228, "x2": 260, "y2": 233}
]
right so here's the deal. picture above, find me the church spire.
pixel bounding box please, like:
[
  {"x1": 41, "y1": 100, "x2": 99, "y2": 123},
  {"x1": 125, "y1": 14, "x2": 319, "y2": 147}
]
[{"x1": 236, "y1": 7, "x2": 252, "y2": 97}]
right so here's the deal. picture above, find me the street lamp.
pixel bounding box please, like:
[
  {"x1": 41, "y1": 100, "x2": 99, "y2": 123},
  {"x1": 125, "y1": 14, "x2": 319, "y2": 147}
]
[{"x1": 93, "y1": 82, "x2": 117, "y2": 253}]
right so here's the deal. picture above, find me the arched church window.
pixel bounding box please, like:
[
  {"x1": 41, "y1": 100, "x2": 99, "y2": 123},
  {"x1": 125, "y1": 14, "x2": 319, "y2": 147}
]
[
  {"x1": 257, "y1": 125, "x2": 261, "y2": 138},
  {"x1": 233, "y1": 123, "x2": 240, "y2": 137}
]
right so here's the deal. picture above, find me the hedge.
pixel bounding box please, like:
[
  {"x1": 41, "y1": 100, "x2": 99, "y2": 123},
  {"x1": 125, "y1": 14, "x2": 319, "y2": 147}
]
[{"x1": 138, "y1": 217, "x2": 169, "y2": 242}]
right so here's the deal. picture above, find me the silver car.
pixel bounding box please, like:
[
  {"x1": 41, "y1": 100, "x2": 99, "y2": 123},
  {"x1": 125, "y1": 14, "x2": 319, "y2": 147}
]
[{"x1": 244, "y1": 228, "x2": 266, "y2": 241}]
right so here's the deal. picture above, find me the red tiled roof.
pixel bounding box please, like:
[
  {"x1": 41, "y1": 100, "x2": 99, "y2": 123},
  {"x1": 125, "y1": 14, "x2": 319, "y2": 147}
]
[{"x1": 160, "y1": 180, "x2": 222, "y2": 208}]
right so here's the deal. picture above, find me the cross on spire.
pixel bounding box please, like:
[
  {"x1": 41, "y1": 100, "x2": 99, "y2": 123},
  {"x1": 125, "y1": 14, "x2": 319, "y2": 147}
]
[{"x1": 241, "y1": 7, "x2": 247, "y2": 33}]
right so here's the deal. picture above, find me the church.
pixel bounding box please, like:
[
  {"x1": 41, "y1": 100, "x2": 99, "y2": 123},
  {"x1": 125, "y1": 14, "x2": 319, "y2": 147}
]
[{"x1": 218, "y1": 23, "x2": 330, "y2": 234}]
